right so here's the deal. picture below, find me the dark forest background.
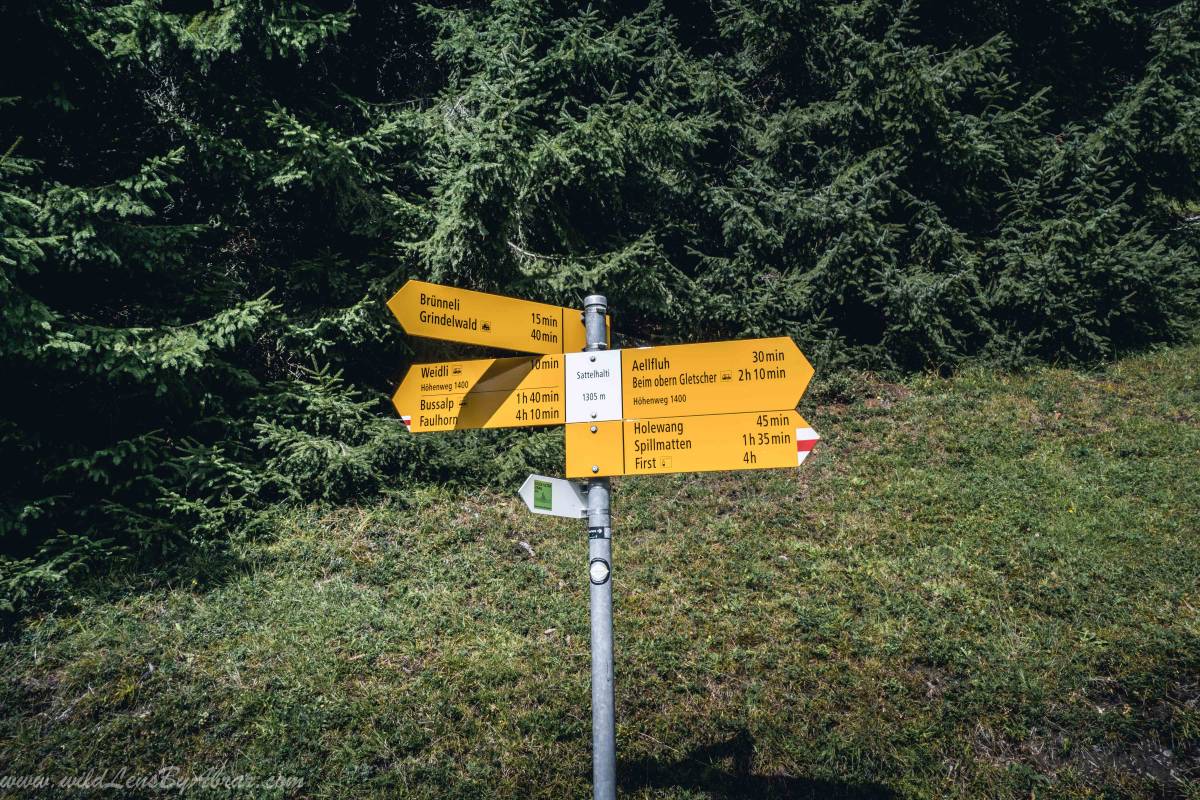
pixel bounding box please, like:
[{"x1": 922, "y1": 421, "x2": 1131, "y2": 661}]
[{"x1": 2, "y1": 0, "x2": 1197, "y2": 613}]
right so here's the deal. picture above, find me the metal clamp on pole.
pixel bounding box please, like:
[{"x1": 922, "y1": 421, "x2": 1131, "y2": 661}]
[{"x1": 582, "y1": 293, "x2": 615, "y2": 800}]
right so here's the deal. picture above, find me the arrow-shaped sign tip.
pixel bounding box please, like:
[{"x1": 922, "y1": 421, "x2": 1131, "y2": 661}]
[{"x1": 796, "y1": 425, "x2": 820, "y2": 464}]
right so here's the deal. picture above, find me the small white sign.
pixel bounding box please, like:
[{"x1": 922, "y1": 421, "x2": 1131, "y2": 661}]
[
  {"x1": 518, "y1": 474, "x2": 588, "y2": 518},
  {"x1": 565, "y1": 350, "x2": 622, "y2": 423}
]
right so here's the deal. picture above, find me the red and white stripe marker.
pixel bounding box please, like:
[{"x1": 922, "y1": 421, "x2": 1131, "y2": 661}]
[
  {"x1": 795, "y1": 426, "x2": 820, "y2": 464},
  {"x1": 400, "y1": 415, "x2": 412, "y2": 431}
]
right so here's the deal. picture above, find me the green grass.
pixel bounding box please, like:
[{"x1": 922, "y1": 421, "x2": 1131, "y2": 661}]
[{"x1": 3, "y1": 344, "x2": 1199, "y2": 799}]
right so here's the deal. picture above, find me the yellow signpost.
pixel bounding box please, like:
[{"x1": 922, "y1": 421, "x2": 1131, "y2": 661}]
[
  {"x1": 565, "y1": 410, "x2": 819, "y2": 478},
  {"x1": 384, "y1": 280, "x2": 823, "y2": 800},
  {"x1": 622, "y1": 337, "x2": 813, "y2": 419},
  {"x1": 386, "y1": 279, "x2": 603, "y2": 354},
  {"x1": 392, "y1": 355, "x2": 564, "y2": 432}
]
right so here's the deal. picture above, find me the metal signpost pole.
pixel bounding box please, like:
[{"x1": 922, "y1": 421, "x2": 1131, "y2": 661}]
[{"x1": 582, "y1": 294, "x2": 616, "y2": 800}]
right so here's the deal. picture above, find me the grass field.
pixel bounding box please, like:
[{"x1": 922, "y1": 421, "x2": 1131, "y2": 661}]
[{"x1": 2, "y1": 344, "x2": 1199, "y2": 799}]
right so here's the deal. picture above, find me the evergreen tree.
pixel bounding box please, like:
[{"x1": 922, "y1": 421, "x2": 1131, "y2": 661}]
[{"x1": 1, "y1": 0, "x2": 1196, "y2": 613}]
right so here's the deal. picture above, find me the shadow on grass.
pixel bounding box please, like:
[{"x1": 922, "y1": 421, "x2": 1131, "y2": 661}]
[
  {"x1": 1, "y1": 540, "x2": 255, "y2": 639},
  {"x1": 619, "y1": 730, "x2": 897, "y2": 799}
]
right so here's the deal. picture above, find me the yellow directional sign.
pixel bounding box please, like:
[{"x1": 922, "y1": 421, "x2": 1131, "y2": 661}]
[
  {"x1": 387, "y1": 280, "x2": 606, "y2": 354},
  {"x1": 566, "y1": 410, "x2": 819, "y2": 478},
  {"x1": 622, "y1": 337, "x2": 813, "y2": 419},
  {"x1": 393, "y1": 355, "x2": 564, "y2": 432}
]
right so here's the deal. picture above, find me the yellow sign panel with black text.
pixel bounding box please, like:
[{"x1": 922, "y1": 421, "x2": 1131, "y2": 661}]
[
  {"x1": 622, "y1": 337, "x2": 813, "y2": 419},
  {"x1": 387, "y1": 280, "x2": 607, "y2": 354},
  {"x1": 565, "y1": 410, "x2": 820, "y2": 477},
  {"x1": 392, "y1": 355, "x2": 564, "y2": 432}
]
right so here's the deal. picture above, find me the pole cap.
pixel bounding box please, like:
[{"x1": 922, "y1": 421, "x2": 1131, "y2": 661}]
[{"x1": 583, "y1": 294, "x2": 608, "y2": 312}]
